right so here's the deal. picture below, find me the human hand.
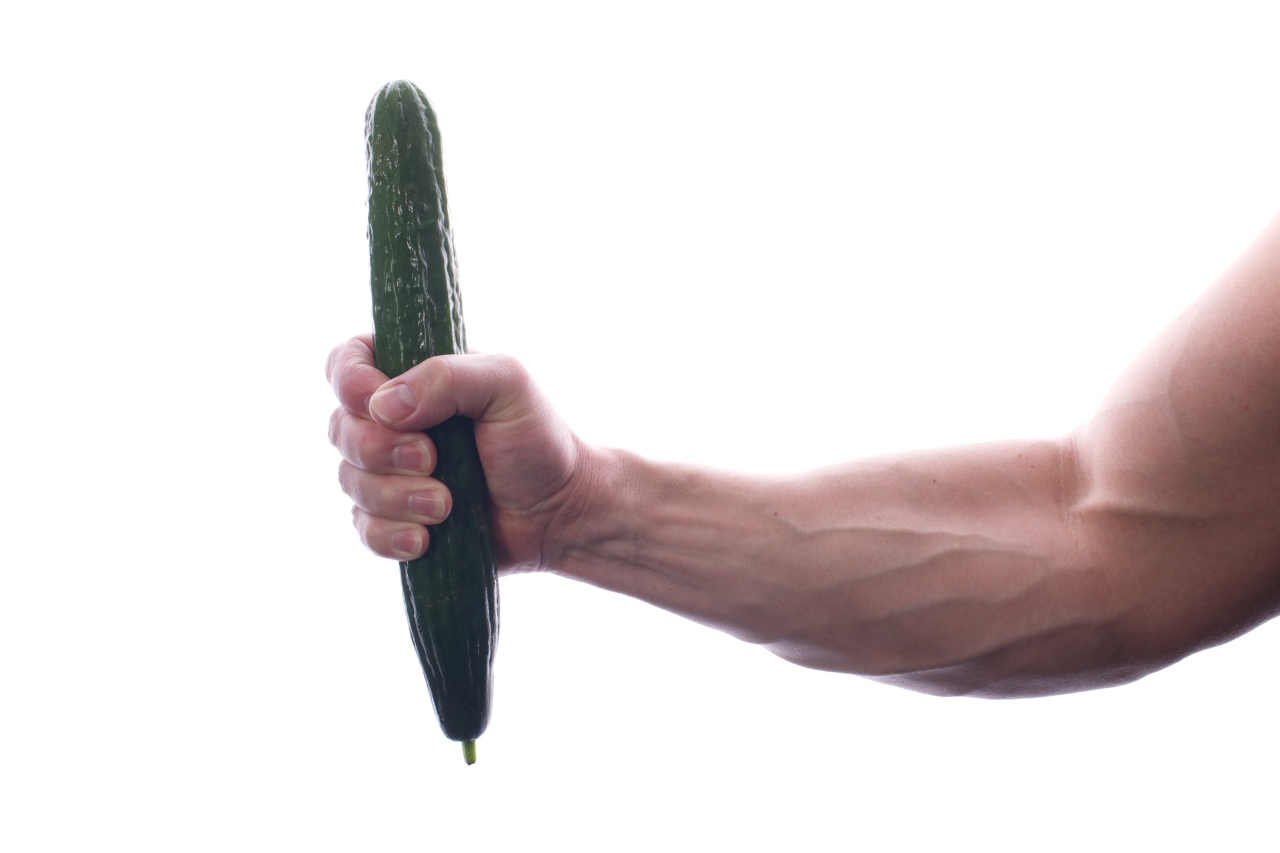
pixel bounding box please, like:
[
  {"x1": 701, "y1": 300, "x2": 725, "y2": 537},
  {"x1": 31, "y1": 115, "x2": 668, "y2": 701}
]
[{"x1": 326, "y1": 334, "x2": 587, "y2": 572}]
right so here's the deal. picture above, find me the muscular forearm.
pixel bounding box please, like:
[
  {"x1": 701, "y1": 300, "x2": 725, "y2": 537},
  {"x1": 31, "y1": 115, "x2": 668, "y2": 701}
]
[
  {"x1": 545, "y1": 218, "x2": 1280, "y2": 698},
  {"x1": 552, "y1": 438, "x2": 1134, "y2": 697}
]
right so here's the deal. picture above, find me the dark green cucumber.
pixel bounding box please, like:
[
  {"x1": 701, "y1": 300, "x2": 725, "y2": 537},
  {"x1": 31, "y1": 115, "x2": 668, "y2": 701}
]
[{"x1": 365, "y1": 80, "x2": 498, "y2": 763}]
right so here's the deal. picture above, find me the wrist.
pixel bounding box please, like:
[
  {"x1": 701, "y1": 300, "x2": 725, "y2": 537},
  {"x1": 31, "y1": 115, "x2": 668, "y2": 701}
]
[
  {"x1": 539, "y1": 442, "x2": 633, "y2": 577},
  {"x1": 538, "y1": 447, "x2": 786, "y2": 642}
]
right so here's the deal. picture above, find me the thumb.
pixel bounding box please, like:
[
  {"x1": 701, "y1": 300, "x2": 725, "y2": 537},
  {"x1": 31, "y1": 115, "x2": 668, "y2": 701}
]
[{"x1": 367, "y1": 353, "x2": 536, "y2": 431}]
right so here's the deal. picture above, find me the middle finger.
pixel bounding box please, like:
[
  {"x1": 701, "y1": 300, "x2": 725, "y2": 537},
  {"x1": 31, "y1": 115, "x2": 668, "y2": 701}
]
[{"x1": 337, "y1": 461, "x2": 453, "y2": 525}]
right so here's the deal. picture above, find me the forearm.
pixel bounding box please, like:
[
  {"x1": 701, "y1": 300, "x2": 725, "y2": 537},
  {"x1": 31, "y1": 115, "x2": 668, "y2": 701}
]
[
  {"x1": 547, "y1": 217, "x2": 1280, "y2": 698},
  {"x1": 553, "y1": 439, "x2": 1128, "y2": 697}
]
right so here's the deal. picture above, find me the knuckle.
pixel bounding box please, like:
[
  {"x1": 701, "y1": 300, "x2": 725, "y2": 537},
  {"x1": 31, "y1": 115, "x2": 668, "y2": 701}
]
[
  {"x1": 327, "y1": 342, "x2": 356, "y2": 391},
  {"x1": 353, "y1": 509, "x2": 390, "y2": 557},
  {"x1": 327, "y1": 408, "x2": 343, "y2": 447},
  {"x1": 337, "y1": 460, "x2": 360, "y2": 500},
  {"x1": 358, "y1": 422, "x2": 397, "y2": 473},
  {"x1": 422, "y1": 357, "x2": 456, "y2": 406},
  {"x1": 489, "y1": 352, "x2": 528, "y2": 388},
  {"x1": 324, "y1": 344, "x2": 342, "y2": 385},
  {"x1": 336, "y1": 417, "x2": 385, "y2": 473},
  {"x1": 487, "y1": 353, "x2": 534, "y2": 418},
  {"x1": 348, "y1": 422, "x2": 373, "y2": 470},
  {"x1": 352, "y1": 507, "x2": 373, "y2": 548}
]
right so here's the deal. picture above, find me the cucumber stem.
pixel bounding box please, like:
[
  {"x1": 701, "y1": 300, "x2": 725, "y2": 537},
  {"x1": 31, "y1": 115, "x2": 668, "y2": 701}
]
[{"x1": 463, "y1": 739, "x2": 477, "y2": 765}]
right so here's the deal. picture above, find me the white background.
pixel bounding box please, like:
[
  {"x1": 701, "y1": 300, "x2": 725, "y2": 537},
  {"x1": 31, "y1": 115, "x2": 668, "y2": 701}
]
[{"x1": 3, "y1": 2, "x2": 1280, "y2": 850}]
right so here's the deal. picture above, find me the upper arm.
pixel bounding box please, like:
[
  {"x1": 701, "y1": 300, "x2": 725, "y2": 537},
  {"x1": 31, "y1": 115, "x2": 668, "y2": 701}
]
[{"x1": 1069, "y1": 210, "x2": 1280, "y2": 667}]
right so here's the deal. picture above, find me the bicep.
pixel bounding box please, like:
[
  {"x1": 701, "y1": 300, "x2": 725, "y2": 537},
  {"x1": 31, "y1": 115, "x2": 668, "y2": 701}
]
[{"x1": 1067, "y1": 210, "x2": 1280, "y2": 665}]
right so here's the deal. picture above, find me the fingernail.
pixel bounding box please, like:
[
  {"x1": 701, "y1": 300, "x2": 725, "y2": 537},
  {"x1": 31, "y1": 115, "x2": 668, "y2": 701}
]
[
  {"x1": 391, "y1": 441, "x2": 430, "y2": 472},
  {"x1": 370, "y1": 383, "x2": 417, "y2": 424},
  {"x1": 392, "y1": 528, "x2": 423, "y2": 558},
  {"x1": 408, "y1": 491, "x2": 443, "y2": 521}
]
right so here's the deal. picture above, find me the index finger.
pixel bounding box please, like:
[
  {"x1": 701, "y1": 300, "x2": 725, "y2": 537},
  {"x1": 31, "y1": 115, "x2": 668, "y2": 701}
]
[{"x1": 326, "y1": 334, "x2": 388, "y2": 417}]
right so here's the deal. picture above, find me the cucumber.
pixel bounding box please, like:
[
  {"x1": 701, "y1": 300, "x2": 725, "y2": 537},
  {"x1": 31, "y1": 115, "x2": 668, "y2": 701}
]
[{"x1": 365, "y1": 80, "x2": 498, "y2": 765}]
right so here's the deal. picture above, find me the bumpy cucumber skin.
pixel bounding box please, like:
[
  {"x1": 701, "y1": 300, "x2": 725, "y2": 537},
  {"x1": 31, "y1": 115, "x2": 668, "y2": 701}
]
[{"x1": 365, "y1": 80, "x2": 499, "y2": 745}]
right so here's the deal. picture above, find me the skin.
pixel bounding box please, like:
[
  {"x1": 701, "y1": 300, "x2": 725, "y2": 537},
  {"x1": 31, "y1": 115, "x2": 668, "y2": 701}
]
[{"x1": 327, "y1": 211, "x2": 1280, "y2": 698}]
